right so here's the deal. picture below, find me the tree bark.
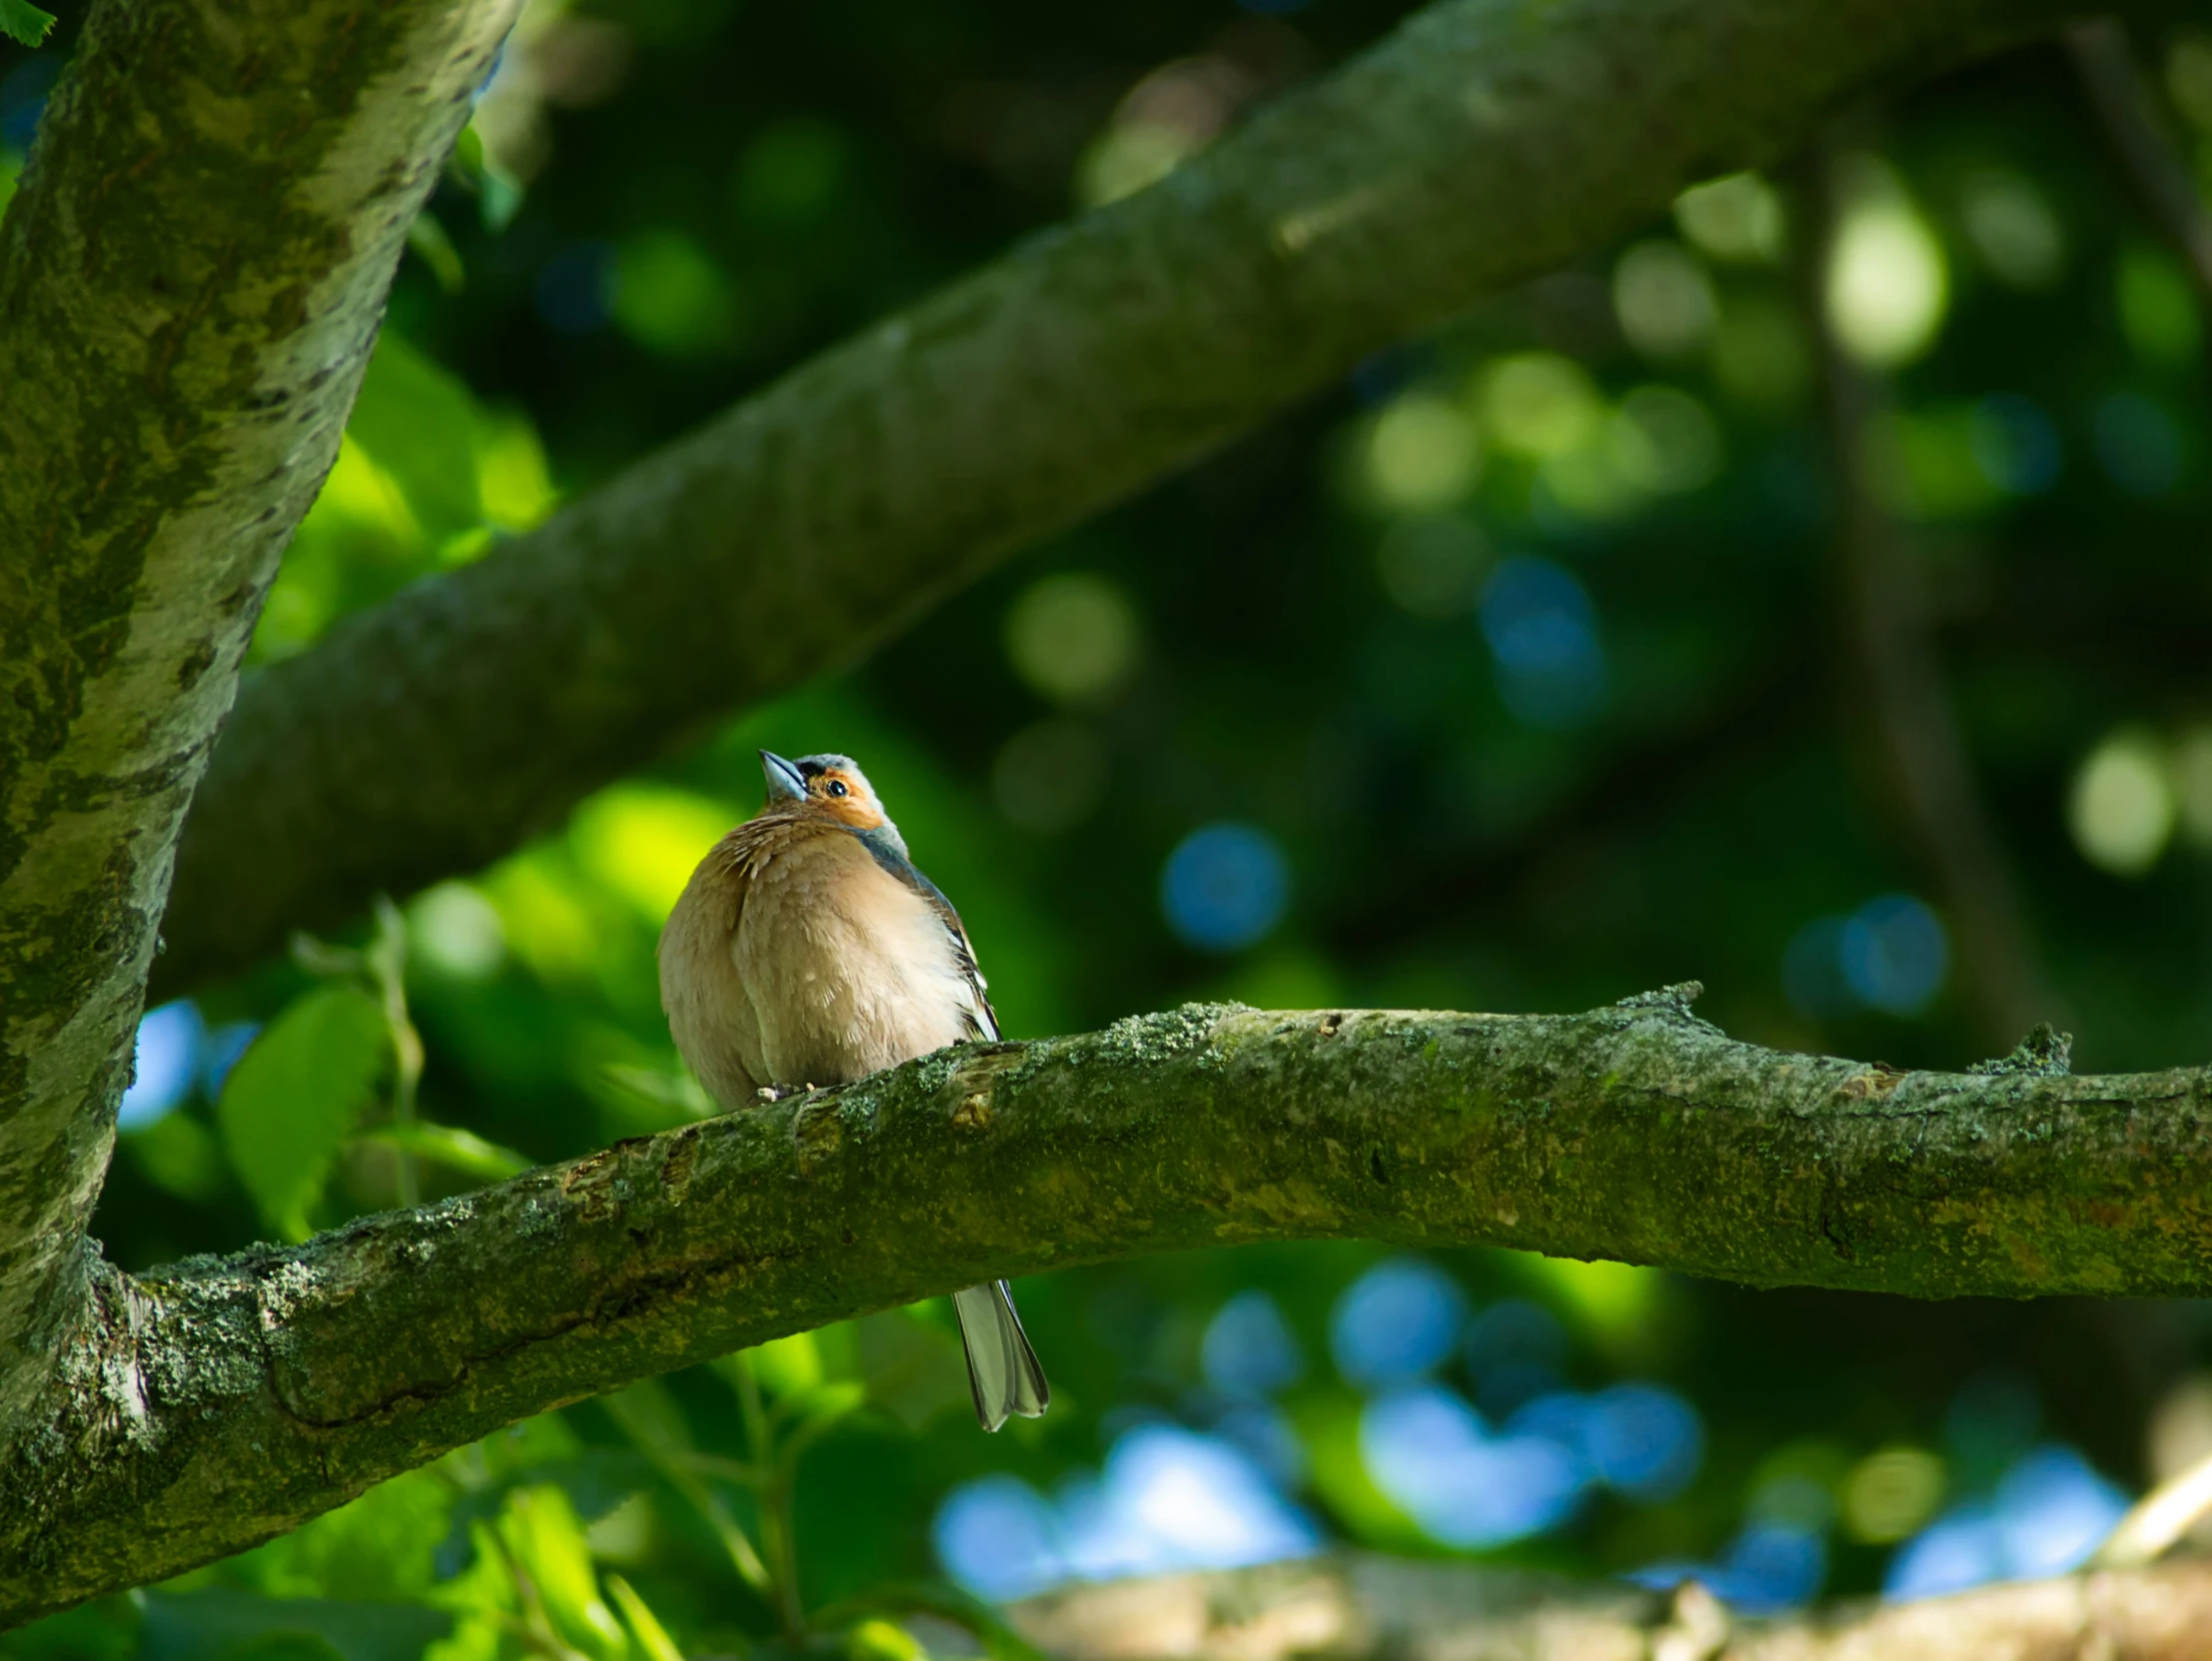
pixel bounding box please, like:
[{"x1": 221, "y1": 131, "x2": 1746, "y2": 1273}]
[
  {"x1": 5, "y1": 991, "x2": 2208, "y2": 1622},
  {"x1": 0, "y1": 0, "x2": 518, "y2": 1440},
  {"x1": 150, "y1": 0, "x2": 2111, "y2": 999},
  {"x1": 1009, "y1": 1552, "x2": 2212, "y2": 1661}
]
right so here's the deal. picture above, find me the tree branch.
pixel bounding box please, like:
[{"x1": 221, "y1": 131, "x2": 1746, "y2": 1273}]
[
  {"x1": 1007, "y1": 1552, "x2": 2212, "y2": 1661},
  {"x1": 2067, "y1": 18, "x2": 2212, "y2": 301},
  {"x1": 0, "y1": 0, "x2": 517, "y2": 1433},
  {"x1": 7, "y1": 992, "x2": 2210, "y2": 1622},
  {"x1": 1798, "y1": 149, "x2": 2067, "y2": 1046},
  {"x1": 151, "y1": 0, "x2": 2111, "y2": 999}
]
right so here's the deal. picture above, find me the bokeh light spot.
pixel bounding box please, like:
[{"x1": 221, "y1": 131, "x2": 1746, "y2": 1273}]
[
  {"x1": 935, "y1": 1427, "x2": 1317, "y2": 1600},
  {"x1": 1361, "y1": 1385, "x2": 1587, "y2": 1547},
  {"x1": 931, "y1": 1474, "x2": 1063, "y2": 1601},
  {"x1": 1884, "y1": 1445, "x2": 2127, "y2": 1601},
  {"x1": 2173, "y1": 727, "x2": 2212, "y2": 849},
  {"x1": 1480, "y1": 557, "x2": 1607, "y2": 729},
  {"x1": 1376, "y1": 514, "x2": 1490, "y2": 618},
  {"x1": 1838, "y1": 894, "x2": 1948, "y2": 1017},
  {"x1": 410, "y1": 882, "x2": 511, "y2": 980},
  {"x1": 1583, "y1": 1383, "x2": 1705, "y2": 1501},
  {"x1": 1672, "y1": 172, "x2": 1785, "y2": 265},
  {"x1": 1364, "y1": 395, "x2": 1482, "y2": 512},
  {"x1": 1967, "y1": 394, "x2": 2062, "y2": 495},
  {"x1": 612, "y1": 231, "x2": 744, "y2": 359},
  {"x1": 1843, "y1": 1446, "x2": 1946, "y2": 1544},
  {"x1": 2068, "y1": 730, "x2": 2176, "y2": 876},
  {"x1": 1711, "y1": 1521, "x2": 1828, "y2": 1613},
  {"x1": 1826, "y1": 164, "x2": 1948, "y2": 367},
  {"x1": 2117, "y1": 248, "x2": 2202, "y2": 368},
  {"x1": 1610, "y1": 386, "x2": 1724, "y2": 493},
  {"x1": 2169, "y1": 37, "x2": 2212, "y2": 131},
  {"x1": 1330, "y1": 1257, "x2": 1466, "y2": 1388},
  {"x1": 201, "y1": 1023, "x2": 259, "y2": 1100},
  {"x1": 1958, "y1": 169, "x2": 2065, "y2": 291},
  {"x1": 1478, "y1": 355, "x2": 1604, "y2": 457},
  {"x1": 1097, "y1": 1425, "x2": 1319, "y2": 1572},
  {"x1": 1005, "y1": 573, "x2": 1143, "y2": 706},
  {"x1": 1203, "y1": 1289, "x2": 1306, "y2": 1397},
  {"x1": 1782, "y1": 915, "x2": 1854, "y2": 1021},
  {"x1": 1160, "y1": 822, "x2": 1290, "y2": 953},
  {"x1": 1613, "y1": 241, "x2": 1717, "y2": 362},
  {"x1": 731, "y1": 119, "x2": 848, "y2": 225},
  {"x1": 120, "y1": 1002, "x2": 205, "y2": 1131}
]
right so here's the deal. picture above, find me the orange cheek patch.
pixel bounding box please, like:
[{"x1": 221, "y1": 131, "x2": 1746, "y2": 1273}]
[{"x1": 812, "y1": 783, "x2": 885, "y2": 829}]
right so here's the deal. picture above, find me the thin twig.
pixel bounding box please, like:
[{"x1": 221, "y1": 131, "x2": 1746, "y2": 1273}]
[
  {"x1": 1795, "y1": 142, "x2": 2067, "y2": 1046},
  {"x1": 369, "y1": 897, "x2": 422, "y2": 1208},
  {"x1": 2096, "y1": 1446, "x2": 2212, "y2": 1567},
  {"x1": 2068, "y1": 19, "x2": 2212, "y2": 299},
  {"x1": 732, "y1": 1352, "x2": 806, "y2": 1642}
]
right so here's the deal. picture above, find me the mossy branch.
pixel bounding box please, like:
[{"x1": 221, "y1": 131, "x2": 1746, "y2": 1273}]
[
  {"x1": 151, "y1": 0, "x2": 2113, "y2": 998},
  {"x1": 0, "y1": 0, "x2": 518, "y2": 1443},
  {"x1": 6, "y1": 993, "x2": 2209, "y2": 1622}
]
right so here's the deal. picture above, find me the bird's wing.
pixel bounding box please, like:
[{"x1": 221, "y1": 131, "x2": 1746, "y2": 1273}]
[
  {"x1": 658, "y1": 829, "x2": 766, "y2": 1106},
  {"x1": 849, "y1": 827, "x2": 1000, "y2": 1042}
]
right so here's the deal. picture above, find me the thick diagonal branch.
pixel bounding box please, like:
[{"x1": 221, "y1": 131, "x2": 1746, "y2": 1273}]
[
  {"x1": 153, "y1": 0, "x2": 2107, "y2": 998},
  {"x1": 6, "y1": 994, "x2": 2210, "y2": 1622},
  {"x1": 0, "y1": 0, "x2": 518, "y2": 1434}
]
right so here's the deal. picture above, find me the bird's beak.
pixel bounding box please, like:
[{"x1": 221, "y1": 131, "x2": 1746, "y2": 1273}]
[{"x1": 759, "y1": 750, "x2": 808, "y2": 803}]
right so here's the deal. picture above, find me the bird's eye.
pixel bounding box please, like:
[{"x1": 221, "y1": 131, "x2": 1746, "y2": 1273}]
[{"x1": 826, "y1": 780, "x2": 848, "y2": 798}]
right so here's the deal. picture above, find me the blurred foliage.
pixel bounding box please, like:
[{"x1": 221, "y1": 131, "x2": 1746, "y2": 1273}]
[{"x1": 10, "y1": 0, "x2": 2212, "y2": 1652}]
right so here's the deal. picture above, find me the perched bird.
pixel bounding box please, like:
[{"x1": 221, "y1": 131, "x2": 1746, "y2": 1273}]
[{"x1": 658, "y1": 749, "x2": 1049, "y2": 1432}]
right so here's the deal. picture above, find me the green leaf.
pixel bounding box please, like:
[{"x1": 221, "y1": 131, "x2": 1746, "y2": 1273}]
[
  {"x1": 856, "y1": 1310, "x2": 971, "y2": 1432},
  {"x1": 235, "y1": 1467, "x2": 455, "y2": 1602},
  {"x1": 122, "y1": 1112, "x2": 227, "y2": 1204},
  {"x1": 0, "y1": 0, "x2": 55, "y2": 48},
  {"x1": 846, "y1": 1619, "x2": 923, "y2": 1661},
  {"x1": 748, "y1": 1330, "x2": 824, "y2": 1396},
  {"x1": 405, "y1": 209, "x2": 466, "y2": 295},
  {"x1": 497, "y1": 1488, "x2": 628, "y2": 1661},
  {"x1": 352, "y1": 1120, "x2": 531, "y2": 1183},
  {"x1": 217, "y1": 986, "x2": 390, "y2": 1241},
  {"x1": 599, "y1": 1379, "x2": 694, "y2": 1459},
  {"x1": 345, "y1": 333, "x2": 486, "y2": 541},
  {"x1": 605, "y1": 1577, "x2": 684, "y2": 1661},
  {"x1": 0, "y1": 1595, "x2": 142, "y2": 1661}
]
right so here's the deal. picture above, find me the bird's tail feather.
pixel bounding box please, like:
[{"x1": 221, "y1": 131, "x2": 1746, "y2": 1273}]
[{"x1": 951, "y1": 1280, "x2": 1050, "y2": 1433}]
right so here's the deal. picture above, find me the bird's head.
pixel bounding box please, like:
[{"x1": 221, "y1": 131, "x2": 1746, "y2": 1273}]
[{"x1": 759, "y1": 750, "x2": 891, "y2": 830}]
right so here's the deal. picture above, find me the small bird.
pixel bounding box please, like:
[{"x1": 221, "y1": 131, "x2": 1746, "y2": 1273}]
[{"x1": 658, "y1": 749, "x2": 1049, "y2": 1432}]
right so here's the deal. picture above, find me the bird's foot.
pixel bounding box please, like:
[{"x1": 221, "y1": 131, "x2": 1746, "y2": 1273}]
[{"x1": 755, "y1": 1083, "x2": 821, "y2": 1104}]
